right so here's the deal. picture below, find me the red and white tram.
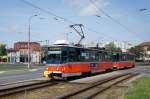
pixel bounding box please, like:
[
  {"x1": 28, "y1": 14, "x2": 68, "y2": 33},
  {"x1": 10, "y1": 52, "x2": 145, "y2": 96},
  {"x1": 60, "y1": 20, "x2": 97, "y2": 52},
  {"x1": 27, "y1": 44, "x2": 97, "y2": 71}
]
[
  {"x1": 43, "y1": 45, "x2": 113, "y2": 79},
  {"x1": 112, "y1": 52, "x2": 135, "y2": 69}
]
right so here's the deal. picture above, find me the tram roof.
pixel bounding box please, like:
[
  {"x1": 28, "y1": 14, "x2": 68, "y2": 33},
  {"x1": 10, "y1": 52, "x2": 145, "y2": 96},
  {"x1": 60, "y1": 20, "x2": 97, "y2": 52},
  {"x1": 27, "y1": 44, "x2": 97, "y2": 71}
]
[{"x1": 48, "y1": 44, "x2": 108, "y2": 52}]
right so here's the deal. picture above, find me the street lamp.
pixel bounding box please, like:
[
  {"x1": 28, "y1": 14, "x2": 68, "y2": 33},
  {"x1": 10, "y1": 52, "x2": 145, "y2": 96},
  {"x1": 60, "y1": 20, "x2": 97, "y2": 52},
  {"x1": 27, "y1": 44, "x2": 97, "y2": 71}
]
[{"x1": 28, "y1": 14, "x2": 38, "y2": 69}]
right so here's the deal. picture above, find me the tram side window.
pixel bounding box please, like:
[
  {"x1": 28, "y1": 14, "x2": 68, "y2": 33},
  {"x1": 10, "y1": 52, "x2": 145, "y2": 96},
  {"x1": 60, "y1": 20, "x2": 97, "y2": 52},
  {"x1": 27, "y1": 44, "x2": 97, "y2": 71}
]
[
  {"x1": 68, "y1": 48, "x2": 76, "y2": 62},
  {"x1": 98, "y1": 53, "x2": 103, "y2": 61},
  {"x1": 119, "y1": 54, "x2": 123, "y2": 61},
  {"x1": 126, "y1": 54, "x2": 134, "y2": 61},
  {"x1": 61, "y1": 51, "x2": 68, "y2": 62},
  {"x1": 80, "y1": 50, "x2": 98, "y2": 62},
  {"x1": 105, "y1": 53, "x2": 112, "y2": 61},
  {"x1": 122, "y1": 54, "x2": 127, "y2": 61},
  {"x1": 89, "y1": 51, "x2": 95, "y2": 61},
  {"x1": 127, "y1": 54, "x2": 130, "y2": 61},
  {"x1": 108, "y1": 52, "x2": 112, "y2": 60},
  {"x1": 95, "y1": 52, "x2": 100, "y2": 61},
  {"x1": 128, "y1": 55, "x2": 135, "y2": 61},
  {"x1": 80, "y1": 50, "x2": 92, "y2": 62},
  {"x1": 103, "y1": 53, "x2": 107, "y2": 61},
  {"x1": 112, "y1": 53, "x2": 120, "y2": 61},
  {"x1": 96, "y1": 52, "x2": 106, "y2": 61},
  {"x1": 76, "y1": 49, "x2": 81, "y2": 61},
  {"x1": 80, "y1": 52, "x2": 85, "y2": 61},
  {"x1": 104, "y1": 54, "x2": 109, "y2": 61},
  {"x1": 81, "y1": 51, "x2": 89, "y2": 61}
]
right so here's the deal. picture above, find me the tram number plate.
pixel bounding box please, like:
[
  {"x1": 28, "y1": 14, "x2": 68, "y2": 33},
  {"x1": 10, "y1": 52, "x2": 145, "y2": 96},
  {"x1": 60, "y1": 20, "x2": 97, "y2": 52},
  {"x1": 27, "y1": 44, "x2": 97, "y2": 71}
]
[{"x1": 90, "y1": 63, "x2": 97, "y2": 69}]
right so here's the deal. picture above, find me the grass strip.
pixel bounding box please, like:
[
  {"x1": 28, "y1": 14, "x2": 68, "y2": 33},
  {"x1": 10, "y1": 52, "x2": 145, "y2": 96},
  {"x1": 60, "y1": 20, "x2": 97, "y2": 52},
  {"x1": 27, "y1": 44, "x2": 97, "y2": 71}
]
[{"x1": 124, "y1": 76, "x2": 150, "y2": 99}]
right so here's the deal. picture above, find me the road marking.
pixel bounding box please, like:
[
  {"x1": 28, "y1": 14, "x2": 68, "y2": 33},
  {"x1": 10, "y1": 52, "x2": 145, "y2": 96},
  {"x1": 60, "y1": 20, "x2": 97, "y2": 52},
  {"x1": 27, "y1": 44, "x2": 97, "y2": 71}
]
[
  {"x1": 29, "y1": 69, "x2": 38, "y2": 72},
  {"x1": 0, "y1": 71, "x2": 6, "y2": 74},
  {"x1": 0, "y1": 77, "x2": 49, "y2": 86},
  {"x1": 0, "y1": 68, "x2": 43, "y2": 74}
]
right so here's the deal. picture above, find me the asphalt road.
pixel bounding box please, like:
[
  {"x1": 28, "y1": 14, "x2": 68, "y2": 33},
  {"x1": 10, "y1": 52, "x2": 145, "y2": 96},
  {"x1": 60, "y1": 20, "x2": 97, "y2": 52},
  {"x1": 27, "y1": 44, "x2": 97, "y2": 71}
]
[
  {"x1": 0, "y1": 65, "x2": 149, "y2": 85},
  {"x1": 128, "y1": 65, "x2": 150, "y2": 75},
  {"x1": 0, "y1": 67, "x2": 45, "y2": 85}
]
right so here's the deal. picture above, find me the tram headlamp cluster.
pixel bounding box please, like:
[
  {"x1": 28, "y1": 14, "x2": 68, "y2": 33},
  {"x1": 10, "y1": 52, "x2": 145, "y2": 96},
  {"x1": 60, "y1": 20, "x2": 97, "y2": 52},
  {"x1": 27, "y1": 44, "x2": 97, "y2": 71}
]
[{"x1": 46, "y1": 67, "x2": 48, "y2": 70}]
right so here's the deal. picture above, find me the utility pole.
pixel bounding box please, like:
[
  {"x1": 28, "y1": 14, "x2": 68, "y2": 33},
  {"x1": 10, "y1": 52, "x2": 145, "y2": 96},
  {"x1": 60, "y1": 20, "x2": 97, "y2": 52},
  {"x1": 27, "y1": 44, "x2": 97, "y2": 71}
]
[{"x1": 28, "y1": 14, "x2": 38, "y2": 69}]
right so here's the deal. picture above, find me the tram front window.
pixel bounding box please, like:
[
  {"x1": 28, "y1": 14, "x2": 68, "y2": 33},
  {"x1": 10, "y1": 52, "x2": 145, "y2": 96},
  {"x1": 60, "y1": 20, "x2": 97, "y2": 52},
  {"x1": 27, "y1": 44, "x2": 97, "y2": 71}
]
[
  {"x1": 47, "y1": 47, "x2": 62, "y2": 64},
  {"x1": 48, "y1": 53, "x2": 61, "y2": 60}
]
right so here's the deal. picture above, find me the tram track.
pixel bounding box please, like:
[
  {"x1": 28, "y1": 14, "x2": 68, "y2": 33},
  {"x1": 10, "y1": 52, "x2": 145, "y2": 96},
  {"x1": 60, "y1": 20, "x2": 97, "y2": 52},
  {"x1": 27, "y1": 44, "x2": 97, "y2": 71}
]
[
  {"x1": 0, "y1": 72, "x2": 140, "y2": 99},
  {"x1": 54, "y1": 72, "x2": 140, "y2": 99},
  {"x1": 0, "y1": 79, "x2": 58, "y2": 97}
]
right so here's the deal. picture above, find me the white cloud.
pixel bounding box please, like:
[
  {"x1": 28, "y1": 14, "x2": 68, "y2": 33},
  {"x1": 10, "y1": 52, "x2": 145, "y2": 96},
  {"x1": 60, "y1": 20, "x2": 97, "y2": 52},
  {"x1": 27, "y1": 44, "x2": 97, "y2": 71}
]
[
  {"x1": 63, "y1": 0, "x2": 88, "y2": 8},
  {"x1": 64, "y1": 0, "x2": 110, "y2": 16},
  {"x1": 80, "y1": 2, "x2": 98, "y2": 16},
  {"x1": 80, "y1": 0, "x2": 110, "y2": 16}
]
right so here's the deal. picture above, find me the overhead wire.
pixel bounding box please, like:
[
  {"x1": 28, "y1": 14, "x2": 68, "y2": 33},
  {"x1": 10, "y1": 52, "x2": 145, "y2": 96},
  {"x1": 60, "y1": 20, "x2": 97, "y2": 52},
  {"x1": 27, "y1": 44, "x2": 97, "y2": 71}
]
[
  {"x1": 89, "y1": 0, "x2": 135, "y2": 34},
  {"x1": 21, "y1": 0, "x2": 74, "y2": 24},
  {"x1": 21, "y1": 0, "x2": 116, "y2": 41}
]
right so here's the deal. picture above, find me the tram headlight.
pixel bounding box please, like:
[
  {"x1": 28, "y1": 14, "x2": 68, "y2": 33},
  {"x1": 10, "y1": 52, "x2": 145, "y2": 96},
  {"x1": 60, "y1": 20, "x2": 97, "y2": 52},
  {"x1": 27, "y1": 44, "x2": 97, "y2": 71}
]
[{"x1": 46, "y1": 67, "x2": 48, "y2": 70}]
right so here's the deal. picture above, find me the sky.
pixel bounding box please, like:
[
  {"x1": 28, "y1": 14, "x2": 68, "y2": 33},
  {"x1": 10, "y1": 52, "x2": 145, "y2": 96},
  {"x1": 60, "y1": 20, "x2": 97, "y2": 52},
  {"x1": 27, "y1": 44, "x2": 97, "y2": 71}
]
[{"x1": 0, "y1": 0, "x2": 150, "y2": 48}]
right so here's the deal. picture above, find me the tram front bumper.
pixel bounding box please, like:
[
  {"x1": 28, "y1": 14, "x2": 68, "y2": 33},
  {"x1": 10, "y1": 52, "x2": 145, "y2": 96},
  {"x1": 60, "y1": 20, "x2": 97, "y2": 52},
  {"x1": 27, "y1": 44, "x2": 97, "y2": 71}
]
[
  {"x1": 43, "y1": 71, "x2": 52, "y2": 78},
  {"x1": 43, "y1": 71, "x2": 62, "y2": 78}
]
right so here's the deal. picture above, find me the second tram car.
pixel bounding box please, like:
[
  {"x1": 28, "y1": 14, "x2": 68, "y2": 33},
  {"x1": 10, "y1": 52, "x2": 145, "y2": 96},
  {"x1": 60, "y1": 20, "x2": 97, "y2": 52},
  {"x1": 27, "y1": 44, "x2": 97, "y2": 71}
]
[{"x1": 112, "y1": 52, "x2": 135, "y2": 69}]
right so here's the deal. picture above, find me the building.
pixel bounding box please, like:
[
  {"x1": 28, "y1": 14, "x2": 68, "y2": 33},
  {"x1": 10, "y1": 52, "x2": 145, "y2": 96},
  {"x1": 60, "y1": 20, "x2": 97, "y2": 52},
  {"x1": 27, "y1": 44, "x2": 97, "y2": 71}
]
[
  {"x1": 7, "y1": 48, "x2": 16, "y2": 63},
  {"x1": 8, "y1": 42, "x2": 41, "y2": 64},
  {"x1": 138, "y1": 41, "x2": 150, "y2": 62}
]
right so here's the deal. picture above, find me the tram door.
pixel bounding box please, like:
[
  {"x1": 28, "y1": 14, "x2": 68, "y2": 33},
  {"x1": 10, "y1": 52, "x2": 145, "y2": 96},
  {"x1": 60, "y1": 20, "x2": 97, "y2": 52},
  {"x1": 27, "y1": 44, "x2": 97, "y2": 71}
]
[{"x1": 90, "y1": 50, "x2": 98, "y2": 72}]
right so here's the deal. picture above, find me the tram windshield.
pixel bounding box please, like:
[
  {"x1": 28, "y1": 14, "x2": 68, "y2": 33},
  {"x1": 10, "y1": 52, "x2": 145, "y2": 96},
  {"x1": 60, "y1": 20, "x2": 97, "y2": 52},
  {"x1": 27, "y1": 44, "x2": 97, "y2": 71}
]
[{"x1": 47, "y1": 47, "x2": 62, "y2": 64}]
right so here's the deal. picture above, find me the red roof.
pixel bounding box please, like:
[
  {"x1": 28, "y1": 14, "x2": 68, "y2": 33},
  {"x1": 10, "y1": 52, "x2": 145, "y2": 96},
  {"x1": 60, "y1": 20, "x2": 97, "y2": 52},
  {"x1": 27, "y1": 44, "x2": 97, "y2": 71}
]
[
  {"x1": 138, "y1": 41, "x2": 150, "y2": 47},
  {"x1": 14, "y1": 42, "x2": 41, "y2": 51}
]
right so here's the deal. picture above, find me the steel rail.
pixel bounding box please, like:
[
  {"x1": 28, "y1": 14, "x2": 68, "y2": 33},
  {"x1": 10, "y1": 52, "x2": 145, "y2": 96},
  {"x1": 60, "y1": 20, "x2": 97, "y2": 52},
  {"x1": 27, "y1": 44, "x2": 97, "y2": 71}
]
[
  {"x1": 0, "y1": 80, "x2": 58, "y2": 97},
  {"x1": 84, "y1": 73, "x2": 140, "y2": 99},
  {"x1": 54, "y1": 72, "x2": 133, "y2": 99}
]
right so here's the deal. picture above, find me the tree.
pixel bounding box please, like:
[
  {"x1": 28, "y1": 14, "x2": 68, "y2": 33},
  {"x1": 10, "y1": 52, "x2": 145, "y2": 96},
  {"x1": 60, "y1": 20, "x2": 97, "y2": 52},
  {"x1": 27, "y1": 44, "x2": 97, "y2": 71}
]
[
  {"x1": 105, "y1": 42, "x2": 122, "y2": 52},
  {"x1": 0, "y1": 44, "x2": 7, "y2": 56},
  {"x1": 129, "y1": 46, "x2": 144, "y2": 59}
]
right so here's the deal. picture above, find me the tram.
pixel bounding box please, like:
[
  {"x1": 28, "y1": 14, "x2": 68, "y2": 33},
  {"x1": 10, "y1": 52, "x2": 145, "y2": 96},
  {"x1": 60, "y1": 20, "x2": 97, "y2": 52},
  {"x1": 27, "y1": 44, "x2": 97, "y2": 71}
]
[
  {"x1": 112, "y1": 52, "x2": 135, "y2": 69},
  {"x1": 43, "y1": 44, "x2": 113, "y2": 79}
]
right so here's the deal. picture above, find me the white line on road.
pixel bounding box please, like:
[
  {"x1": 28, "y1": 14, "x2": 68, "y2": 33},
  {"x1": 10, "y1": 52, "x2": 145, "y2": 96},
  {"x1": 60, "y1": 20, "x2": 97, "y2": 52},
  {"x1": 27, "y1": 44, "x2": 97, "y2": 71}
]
[
  {"x1": 29, "y1": 69, "x2": 39, "y2": 72},
  {"x1": 0, "y1": 77, "x2": 49, "y2": 86},
  {"x1": 0, "y1": 71, "x2": 6, "y2": 74}
]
